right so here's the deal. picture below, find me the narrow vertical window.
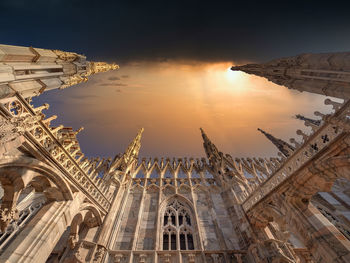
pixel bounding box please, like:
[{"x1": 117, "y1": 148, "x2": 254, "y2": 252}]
[
  {"x1": 180, "y1": 234, "x2": 186, "y2": 250},
  {"x1": 187, "y1": 234, "x2": 194, "y2": 250},
  {"x1": 171, "y1": 234, "x2": 177, "y2": 250},
  {"x1": 186, "y1": 214, "x2": 191, "y2": 226},
  {"x1": 179, "y1": 215, "x2": 183, "y2": 225},
  {"x1": 163, "y1": 234, "x2": 169, "y2": 250}
]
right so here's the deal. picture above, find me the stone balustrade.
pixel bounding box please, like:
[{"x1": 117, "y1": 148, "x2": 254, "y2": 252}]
[
  {"x1": 242, "y1": 100, "x2": 350, "y2": 212},
  {"x1": 0, "y1": 95, "x2": 111, "y2": 212}
]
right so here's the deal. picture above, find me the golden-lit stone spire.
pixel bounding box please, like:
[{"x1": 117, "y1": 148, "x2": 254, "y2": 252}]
[
  {"x1": 109, "y1": 128, "x2": 144, "y2": 172},
  {"x1": 123, "y1": 127, "x2": 144, "y2": 164},
  {"x1": 85, "y1": 62, "x2": 120, "y2": 76},
  {"x1": 231, "y1": 52, "x2": 350, "y2": 99},
  {"x1": 257, "y1": 128, "x2": 295, "y2": 157},
  {"x1": 200, "y1": 128, "x2": 222, "y2": 165},
  {"x1": 60, "y1": 61, "x2": 119, "y2": 89},
  {"x1": 0, "y1": 44, "x2": 120, "y2": 98}
]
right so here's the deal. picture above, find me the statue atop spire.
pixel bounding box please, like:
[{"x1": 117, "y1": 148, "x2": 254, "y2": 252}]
[
  {"x1": 231, "y1": 52, "x2": 350, "y2": 99},
  {"x1": 200, "y1": 128, "x2": 222, "y2": 165},
  {"x1": 257, "y1": 128, "x2": 295, "y2": 157}
]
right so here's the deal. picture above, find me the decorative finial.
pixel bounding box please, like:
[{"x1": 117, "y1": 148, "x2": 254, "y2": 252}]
[
  {"x1": 85, "y1": 62, "x2": 119, "y2": 77},
  {"x1": 296, "y1": 129, "x2": 309, "y2": 143},
  {"x1": 74, "y1": 127, "x2": 84, "y2": 135},
  {"x1": 324, "y1": 98, "x2": 343, "y2": 111}
]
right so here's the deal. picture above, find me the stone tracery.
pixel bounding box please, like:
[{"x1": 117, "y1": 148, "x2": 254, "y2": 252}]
[{"x1": 161, "y1": 199, "x2": 195, "y2": 251}]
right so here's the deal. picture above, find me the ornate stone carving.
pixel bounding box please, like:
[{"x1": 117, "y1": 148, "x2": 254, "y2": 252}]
[
  {"x1": 60, "y1": 74, "x2": 88, "y2": 90},
  {"x1": 67, "y1": 242, "x2": 84, "y2": 263},
  {"x1": 86, "y1": 62, "x2": 119, "y2": 76},
  {"x1": 231, "y1": 52, "x2": 350, "y2": 99},
  {"x1": 93, "y1": 245, "x2": 106, "y2": 263},
  {"x1": 188, "y1": 253, "x2": 196, "y2": 263},
  {"x1": 112, "y1": 254, "x2": 124, "y2": 263},
  {"x1": 0, "y1": 115, "x2": 41, "y2": 147},
  {"x1": 0, "y1": 208, "x2": 19, "y2": 232},
  {"x1": 52, "y1": 50, "x2": 79, "y2": 62},
  {"x1": 68, "y1": 233, "x2": 79, "y2": 249},
  {"x1": 139, "y1": 254, "x2": 147, "y2": 263}
]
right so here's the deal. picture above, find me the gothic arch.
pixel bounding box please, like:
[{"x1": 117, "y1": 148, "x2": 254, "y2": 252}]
[
  {"x1": 66, "y1": 202, "x2": 103, "y2": 251},
  {"x1": 158, "y1": 194, "x2": 200, "y2": 251},
  {"x1": 159, "y1": 194, "x2": 194, "y2": 213},
  {"x1": 0, "y1": 157, "x2": 73, "y2": 201},
  {"x1": 0, "y1": 157, "x2": 73, "y2": 231},
  {"x1": 178, "y1": 183, "x2": 191, "y2": 194},
  {"x1": 79, "y1": 202, "x2": 103, "y2": 226}
]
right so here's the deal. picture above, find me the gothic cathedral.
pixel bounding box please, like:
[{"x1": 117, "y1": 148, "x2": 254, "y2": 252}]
[{"x1": 0, "y1": 44, "x2": 350, "y2": 263}]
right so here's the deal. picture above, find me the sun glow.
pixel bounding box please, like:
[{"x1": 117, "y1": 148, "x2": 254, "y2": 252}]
[
  {"x1": 226, "y1": 67, "x2": 242, "y2": 83},
  {"x1": 37, "y1": 60, "x2": 332, "y2": 157}
]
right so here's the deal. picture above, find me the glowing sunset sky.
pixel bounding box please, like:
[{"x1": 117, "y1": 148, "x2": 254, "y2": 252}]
[
  {"x1": 3, "y1": 0, "x2": 348, "y2": 159},
  {"x1": 33, "y1": 60, "x2": 337, "y2": 158}
]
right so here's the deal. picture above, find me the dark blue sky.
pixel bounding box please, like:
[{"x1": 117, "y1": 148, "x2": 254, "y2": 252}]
[{"x1": 1, "y1": 0, "x2": 350, "y2": 63}]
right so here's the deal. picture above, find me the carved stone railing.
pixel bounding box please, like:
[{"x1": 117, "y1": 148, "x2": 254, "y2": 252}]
[
  {"x1": 105, "y1": 249, "x2": 245, "y2": 263},
  {"x1": 242, "y1": 100, "x2": 350, "y2": 212},
  {"x1": 69, "y1": 240, "x2": 247, "y2": 263},
  {"x1": 0, "y1": 193, "x2": 46, "y2": 253},
  {"x1": 0, "y1": 95, "x2": 111, "y2": 213}
]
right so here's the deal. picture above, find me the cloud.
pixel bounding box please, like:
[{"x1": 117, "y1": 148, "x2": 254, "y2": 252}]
[
  {"x1": 2, "y1": 1, "x2": 350, "y2": 65},
  {"x1": 70, "y1": 95, "x2": 99, "y2": 100},
  {"x1": 99, "y1": 83, "x2": 128, "y2": 87},
  {"x1": 108, "y1": 76, "x2": 120, "y2": 81}
]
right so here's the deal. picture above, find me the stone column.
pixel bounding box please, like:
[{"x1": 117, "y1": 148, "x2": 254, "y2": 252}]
[
  {"x1": 94, "y1": 184, "x2": 119, "y2": 245},
  {"x1": 286, "y1": 201, "x2": 350, "y2": 263},
  {"x1": 0, "y1": 197, "x2": 81, "y2": 263}
]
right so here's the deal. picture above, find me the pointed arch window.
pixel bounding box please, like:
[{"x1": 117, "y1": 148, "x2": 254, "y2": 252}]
[{"x1": 162, "y1": 199, "x2": 195, "y2": 250}]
